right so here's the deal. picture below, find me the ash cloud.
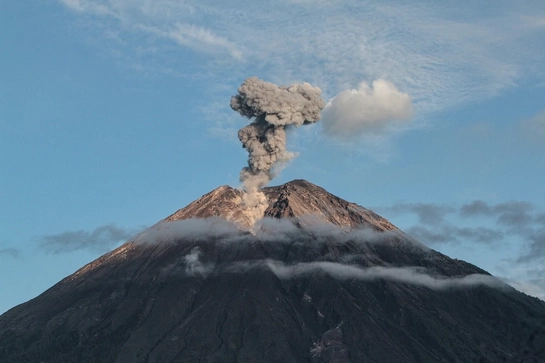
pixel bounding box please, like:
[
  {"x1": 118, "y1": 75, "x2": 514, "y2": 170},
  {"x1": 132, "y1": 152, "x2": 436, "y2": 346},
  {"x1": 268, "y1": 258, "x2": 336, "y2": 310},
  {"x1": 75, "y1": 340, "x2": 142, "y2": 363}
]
[
  {"x1": 40, "y1": 224, "x2": 139, "y2": 254},
  {"x1": 231, "y1": 77, "x2": 324, "y2": 223},
  {"x1": 321, "y1": 79, "x2": 413, "y2": 138}
]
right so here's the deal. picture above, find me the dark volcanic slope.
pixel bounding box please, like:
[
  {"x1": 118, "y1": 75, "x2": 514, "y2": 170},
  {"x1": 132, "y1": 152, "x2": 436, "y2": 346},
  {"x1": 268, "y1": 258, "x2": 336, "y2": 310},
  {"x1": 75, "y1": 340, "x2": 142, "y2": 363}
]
[{"x1": 1, "y1": 180, "x2": 545, "y2": 363}]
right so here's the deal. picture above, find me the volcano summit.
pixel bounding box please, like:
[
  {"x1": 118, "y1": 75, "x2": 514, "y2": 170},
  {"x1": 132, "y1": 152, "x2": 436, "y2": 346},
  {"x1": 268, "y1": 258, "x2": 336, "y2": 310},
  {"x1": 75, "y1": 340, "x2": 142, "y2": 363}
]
[{"x1": 1, "y1": 180, "x2": 545, "y2": 362}]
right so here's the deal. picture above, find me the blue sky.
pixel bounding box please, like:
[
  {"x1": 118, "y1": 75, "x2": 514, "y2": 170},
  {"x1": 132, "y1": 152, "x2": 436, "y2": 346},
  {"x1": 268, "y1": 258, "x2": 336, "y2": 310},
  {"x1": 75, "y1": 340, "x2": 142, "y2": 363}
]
[{"x1": 1, "y1": 0, "x2": 544, "y2": 313}]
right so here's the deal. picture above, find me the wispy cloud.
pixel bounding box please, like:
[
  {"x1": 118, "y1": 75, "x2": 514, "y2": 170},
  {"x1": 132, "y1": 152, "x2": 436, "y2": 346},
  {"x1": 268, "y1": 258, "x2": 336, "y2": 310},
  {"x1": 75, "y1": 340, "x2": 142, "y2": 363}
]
[
  {"x1": 517, "y1": 228, "x2": 545, "y2": 262},
  {"x1": 406, "y1": 225, "x2": 503, "y2": 245},
  {"x1": 133, "y1": 22, "x2": 244, "y2": 61},
  {"x1": 40, "y1": 224, "x2": 140, "y2": 254},
  {"x1": 234, "y1": 260, "x2": 509, "y2": 291},
  {"x1": 0, "y1": 248, "x2": 21, "y2": 259},
  {"x1": 521, "y1": 15, "x2": 545, "y2": 29},
  {"x1": 378, "y1": 200, "x2": 545, "y2": 247},
  {"x1": 496, "y1": 262, "x2": 545, "y2": 301},
  {"x1": 500, "y1": 277, "x2": 545, "y2": 301},
  {"x1": 57, "y1": 0, "x2": 545, "y2": 116},
  {"x1": 379, "y1": 202, "x2": 455, "y2": 225},
  {"x1": 168, "y1": 23, "x2": 243, "y2": 60},
  {"x1": 59, "y1": 0, "x2": 243, "y2": 63},
  {"x1": 60, "y1": 0, "x2": 111, "y2": 15},
  {"x1": 460, "y1": 200, "x2": 535, "y2": 226},
  {"x1": 376, "y1": 199, "x2": 545, "y2": 299},
  {"x1": 520, "y1": 110, "x2": 545, "y2": 143},
  {"x1": 379, "y1": 199, "x2": 545, "y2": 286}
]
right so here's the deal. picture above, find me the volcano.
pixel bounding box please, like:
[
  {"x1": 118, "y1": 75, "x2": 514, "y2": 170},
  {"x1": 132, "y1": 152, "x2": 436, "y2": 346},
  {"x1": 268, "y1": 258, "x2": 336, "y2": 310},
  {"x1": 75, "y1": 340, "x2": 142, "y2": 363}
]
[{"x1": 1, "y1": 180, "x2": 544, "y2": 362}]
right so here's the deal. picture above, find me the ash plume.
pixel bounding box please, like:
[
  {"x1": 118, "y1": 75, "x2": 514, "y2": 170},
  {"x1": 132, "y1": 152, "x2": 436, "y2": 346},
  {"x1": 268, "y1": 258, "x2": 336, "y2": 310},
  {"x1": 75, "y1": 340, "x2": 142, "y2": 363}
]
[{"x1": 231, "y1": 77, "x2": 325, "y2": 223}]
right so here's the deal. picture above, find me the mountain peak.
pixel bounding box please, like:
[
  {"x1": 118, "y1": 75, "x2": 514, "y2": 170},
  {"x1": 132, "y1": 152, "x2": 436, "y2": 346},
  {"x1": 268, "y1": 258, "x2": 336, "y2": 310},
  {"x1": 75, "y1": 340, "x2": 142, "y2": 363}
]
[
  {"x1": 165, "y1": 179, "x2": 396, "y2": 231},
  {"x1": 2, "y1": 179, "x2": 545, "y2": 362}
]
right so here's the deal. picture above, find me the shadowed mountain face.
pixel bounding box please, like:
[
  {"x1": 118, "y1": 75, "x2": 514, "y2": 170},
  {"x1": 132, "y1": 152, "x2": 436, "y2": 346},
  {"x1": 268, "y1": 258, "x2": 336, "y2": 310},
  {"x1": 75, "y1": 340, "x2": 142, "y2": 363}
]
[{"x1": 1, "y1": 180, "x2": 545, "y2": 362}]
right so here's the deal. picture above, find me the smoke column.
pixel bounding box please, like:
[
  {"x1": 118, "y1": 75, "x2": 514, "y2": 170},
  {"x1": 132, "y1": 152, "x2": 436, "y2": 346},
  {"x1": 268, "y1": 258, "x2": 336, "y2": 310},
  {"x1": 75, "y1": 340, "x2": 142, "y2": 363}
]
[{"x1": 231, "y1": 76, "x2": 325, "y2": 223}]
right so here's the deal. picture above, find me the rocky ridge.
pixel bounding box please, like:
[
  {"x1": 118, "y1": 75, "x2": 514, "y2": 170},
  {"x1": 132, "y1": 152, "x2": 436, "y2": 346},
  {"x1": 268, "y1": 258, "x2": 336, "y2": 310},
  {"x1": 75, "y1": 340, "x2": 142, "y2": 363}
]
[{"x1": 166, "y1": 179, "x2": 396, "y2": 232}]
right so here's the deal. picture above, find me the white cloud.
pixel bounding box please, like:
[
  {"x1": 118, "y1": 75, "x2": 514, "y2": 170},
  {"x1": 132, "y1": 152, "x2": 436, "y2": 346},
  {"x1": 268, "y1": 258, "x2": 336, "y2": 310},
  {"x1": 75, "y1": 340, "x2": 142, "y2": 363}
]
[
  {"x1": 124, "y1": 217, "x2": 514, "y2": 292},
  {"x1": 221, "y1": 259, "x2": 508, "y2": 291},
  {"x1": 131, "y1": 217, "x2": 405, "y2": 247},
  {"x1": 265, "y1": 260, "x2": 509, "y2": 291},
  {"x1": 132, "y1": 218, "x2": 244, "y2": 245},
  {"x1": 183, "y1": 247, "x2": 215, "y2": 277},
  {"x1": 56, "y1": 0, "x2": 545, "y2": 116},
  {"x1": 167, "y1": 23, "x2": 243, "y2": 61},
  {"x1": 321, "y1": 79, "x2": 413, "y2": 138},
  {"x1": 60, "y1": 1, "x2": 242, "y2": 61},
  {"x1": 60, "y1": 0, "x2": 110, "y2": 15},
  {"x1": 61, "y1": 0, "x2": 84, "y2": 12}
]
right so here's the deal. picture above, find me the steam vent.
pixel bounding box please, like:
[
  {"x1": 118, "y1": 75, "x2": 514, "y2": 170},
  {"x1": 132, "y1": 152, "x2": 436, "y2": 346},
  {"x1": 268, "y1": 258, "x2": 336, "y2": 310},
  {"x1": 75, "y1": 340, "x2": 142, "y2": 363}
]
[{"x1": 1, "y1": 180, "x2": 544, "y2": 362}]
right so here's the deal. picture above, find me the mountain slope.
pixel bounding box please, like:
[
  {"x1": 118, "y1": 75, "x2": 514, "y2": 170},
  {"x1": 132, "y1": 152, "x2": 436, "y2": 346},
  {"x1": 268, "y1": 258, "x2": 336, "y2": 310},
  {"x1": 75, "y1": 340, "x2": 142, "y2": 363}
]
[{"x1": 1, "y1": 180, "x2": 544, "y2": 362}]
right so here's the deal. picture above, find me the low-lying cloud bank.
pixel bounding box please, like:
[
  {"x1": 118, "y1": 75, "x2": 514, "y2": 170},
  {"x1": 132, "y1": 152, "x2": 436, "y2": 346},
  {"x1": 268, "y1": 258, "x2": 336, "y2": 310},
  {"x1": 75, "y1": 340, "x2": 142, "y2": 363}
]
[
  {"x1": 174, "y1": 250, "x2": 508, "y2": 292},
  {"x1": 142, "y1": 217, "x2": 508, "y2": 292},
  {"x1": 38, "y1": 215, "x2": 526, "y2": 295},
  {"x1": 264, "y1": 261, "x2": 509, "y2": 291},
  {"x1": 219, "y1": 259, "x2": 509, "y2": 292},
  {"x1": 252, "y1": 216, "x2": 406, "y2": 245},
  {"x1": 130, "y1": 216, "x2": 413, "y2": 250},
  {"x1": 131, "y1": 217, "x2": 246, "y2": 245}
]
